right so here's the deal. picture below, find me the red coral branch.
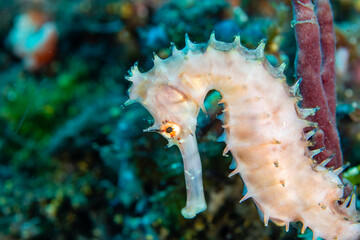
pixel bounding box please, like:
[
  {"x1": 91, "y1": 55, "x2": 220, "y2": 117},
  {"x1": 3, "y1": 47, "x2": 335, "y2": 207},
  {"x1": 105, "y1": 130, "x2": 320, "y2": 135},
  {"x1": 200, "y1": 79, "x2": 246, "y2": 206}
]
[
  {"x1": 314, "y1": 0, "x2": 336, "y2": 121},
  {"x1": 291, "y1": 0, "x2": 343, "y2": 169}
]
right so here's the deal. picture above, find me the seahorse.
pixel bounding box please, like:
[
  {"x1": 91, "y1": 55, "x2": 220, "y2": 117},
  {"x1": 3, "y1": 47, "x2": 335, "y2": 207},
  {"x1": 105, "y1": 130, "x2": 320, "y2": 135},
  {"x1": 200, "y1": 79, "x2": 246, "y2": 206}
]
[{"x1": 126, "y1": 33, "x2": 360, "y2": 240}]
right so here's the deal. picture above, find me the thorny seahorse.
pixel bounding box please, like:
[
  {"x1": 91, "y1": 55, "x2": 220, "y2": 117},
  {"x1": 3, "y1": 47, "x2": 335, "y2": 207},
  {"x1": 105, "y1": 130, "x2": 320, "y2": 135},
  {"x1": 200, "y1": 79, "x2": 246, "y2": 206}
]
[{"x1": 125, "y1": 33, "x2": 360, "y2": 240}]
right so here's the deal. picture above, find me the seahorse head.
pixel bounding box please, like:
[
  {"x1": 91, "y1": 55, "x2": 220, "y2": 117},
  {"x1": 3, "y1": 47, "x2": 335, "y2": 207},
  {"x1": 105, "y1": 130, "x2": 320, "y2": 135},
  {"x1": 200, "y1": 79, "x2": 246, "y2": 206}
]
[
  {"x1": 135, "y1": 82, "x2": 200, "y2": 147},
  {"x1": 126, "y1": 47, "x2": 205, "y2": 147}
]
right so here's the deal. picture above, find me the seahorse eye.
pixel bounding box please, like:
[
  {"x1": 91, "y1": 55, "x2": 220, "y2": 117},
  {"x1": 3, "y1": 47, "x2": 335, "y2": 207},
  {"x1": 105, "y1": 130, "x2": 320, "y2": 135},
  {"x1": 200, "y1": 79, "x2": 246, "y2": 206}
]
[
  {"x1": 160, "y1": 122, "x2": 181, "y2": 139},
  {"x1": 166, "y1": 127, "x2": 173, "y2": 133}
]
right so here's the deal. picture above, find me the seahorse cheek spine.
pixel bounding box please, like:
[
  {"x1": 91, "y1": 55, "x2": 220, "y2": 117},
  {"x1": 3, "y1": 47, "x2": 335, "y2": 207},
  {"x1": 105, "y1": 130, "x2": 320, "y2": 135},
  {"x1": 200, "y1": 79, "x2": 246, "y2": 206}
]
[{"x1": 127, "y1": 34, "x2": 360, "y2": 240}]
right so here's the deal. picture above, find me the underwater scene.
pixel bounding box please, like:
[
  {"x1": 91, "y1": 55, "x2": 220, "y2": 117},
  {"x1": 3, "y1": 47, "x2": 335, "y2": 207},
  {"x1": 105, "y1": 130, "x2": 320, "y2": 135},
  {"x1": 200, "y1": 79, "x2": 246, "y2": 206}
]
[{"x1": 0, "y1": 0, "x2": 360, "y2": 239}]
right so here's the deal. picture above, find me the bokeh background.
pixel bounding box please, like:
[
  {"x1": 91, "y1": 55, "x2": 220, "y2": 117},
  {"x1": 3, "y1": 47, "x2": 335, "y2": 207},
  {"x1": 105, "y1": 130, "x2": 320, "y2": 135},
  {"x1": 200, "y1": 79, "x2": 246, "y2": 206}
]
[{"x1": 0, "y1": 0, "x2": 359, "y2": 239}]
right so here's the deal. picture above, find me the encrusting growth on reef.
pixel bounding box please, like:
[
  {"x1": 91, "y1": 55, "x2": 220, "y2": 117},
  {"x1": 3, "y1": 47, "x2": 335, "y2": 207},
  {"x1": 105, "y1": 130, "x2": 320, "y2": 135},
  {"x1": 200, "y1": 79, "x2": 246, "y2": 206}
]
[{"x1": 126, "y1": 32, "x2": 360, "y2": 240}]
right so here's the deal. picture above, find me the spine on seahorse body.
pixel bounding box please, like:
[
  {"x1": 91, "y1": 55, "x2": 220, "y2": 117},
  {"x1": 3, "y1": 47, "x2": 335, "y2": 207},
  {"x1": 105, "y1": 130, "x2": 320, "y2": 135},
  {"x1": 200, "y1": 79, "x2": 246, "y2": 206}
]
[{"x1": 126, "y1": 33, "x2": 360, "y2": 240}]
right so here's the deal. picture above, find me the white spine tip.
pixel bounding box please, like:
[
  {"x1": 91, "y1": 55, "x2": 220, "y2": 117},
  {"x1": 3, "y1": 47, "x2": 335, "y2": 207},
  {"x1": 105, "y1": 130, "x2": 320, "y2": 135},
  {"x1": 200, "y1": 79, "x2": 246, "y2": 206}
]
[
  {"x1": 170, "y1": 42, "x2": 181, "y2": 56},
  {"x1": 218, "y1": 98, "x2": 226, "y2": 104},
  {"x1": 301, "y1": 224, "x2": 307, "y2": 234},
  {"x1": 129, "y1": 61, "x2": 140, "y2": 76},
  {"x1": 289, "y1": 78, "x2": 302, "y2": 97},
  {"x1": 223, "y1": 145, "x2": 230, "y2": 156},
  {"x1": 233, "y1": 35, "x2": 241, "y2": 44},
  {"x1": 296, "y1": 105, "x2": 320, "y2": 119},
  {"x1": 303, "y1": 128, "x2": 318, "y2": 140},
  {"x1": 278, "y1": 62, "x2": 286, "y2": 73},
  {"x1": 133, "y1": 61, "x2": 138, "y2": 69},
  {"x1": 239, "y1": 192, "x2": 251, "y2": 203},
  {"x1": 333, "y1": 162, "x2": 350, "y2": 176},
  {"x1": 209, "y1": 31, "x2": 216, "y2": 43},
  {"x1": 340, "y1": 194, "x2": 352, "y2": 210},
  {"x1": 319, "y1": 153, "x2": 335, "y2": 167},
  {"x1": 152, "y1": 52, "x2": 161, "y2": 65},
  {"x1": 143, "y1": 124, "x2": 160, "y2": 133},
  {"x1": 121, "y1": 98, "x2": 136, "y2": 108},
  {"x1": 200, "y1": 104, "x2": 207, "y2": 116},
  {"x1": 255, "y1": 39, "x2": 266, "y2": 59},
  {"x1": 124, "y1": 75, "x2": 132, "y2": 81},
  {"x1": 308, "y1": 147, "x2": 325, "y2": 159},
  {"x1": 185, "y1": 33, "x2": 196, "y2": 50},
  {"x1": 349, "y1": 192, "x2": 357, "y2": 212},
  {"x1": 263, "y1": 212, "x2": 269, "y2": 226},
  {"x1": 285, "y1": 222, "x2": 290, "y2": 232}
]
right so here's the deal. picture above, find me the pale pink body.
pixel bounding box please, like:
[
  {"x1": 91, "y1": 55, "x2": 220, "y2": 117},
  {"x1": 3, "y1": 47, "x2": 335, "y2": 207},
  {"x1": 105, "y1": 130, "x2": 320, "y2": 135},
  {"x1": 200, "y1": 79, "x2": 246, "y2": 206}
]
[{"x1": 127, "y1": 34, "x2": 360, "y2": 240}]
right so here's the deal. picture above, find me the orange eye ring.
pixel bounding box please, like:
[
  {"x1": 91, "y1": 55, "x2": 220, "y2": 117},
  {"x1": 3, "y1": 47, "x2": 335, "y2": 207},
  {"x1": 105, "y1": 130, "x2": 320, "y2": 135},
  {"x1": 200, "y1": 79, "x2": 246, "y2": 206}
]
[{"x1": 160, "y1": 122, "x2": 181, "y2": 138}]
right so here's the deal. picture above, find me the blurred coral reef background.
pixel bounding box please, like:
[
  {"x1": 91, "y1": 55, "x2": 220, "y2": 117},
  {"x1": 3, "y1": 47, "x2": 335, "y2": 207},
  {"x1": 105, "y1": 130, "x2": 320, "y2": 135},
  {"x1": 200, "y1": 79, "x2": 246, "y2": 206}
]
[{"x1": 0, "y1": 0, "x2": 359, "y2": 239}]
